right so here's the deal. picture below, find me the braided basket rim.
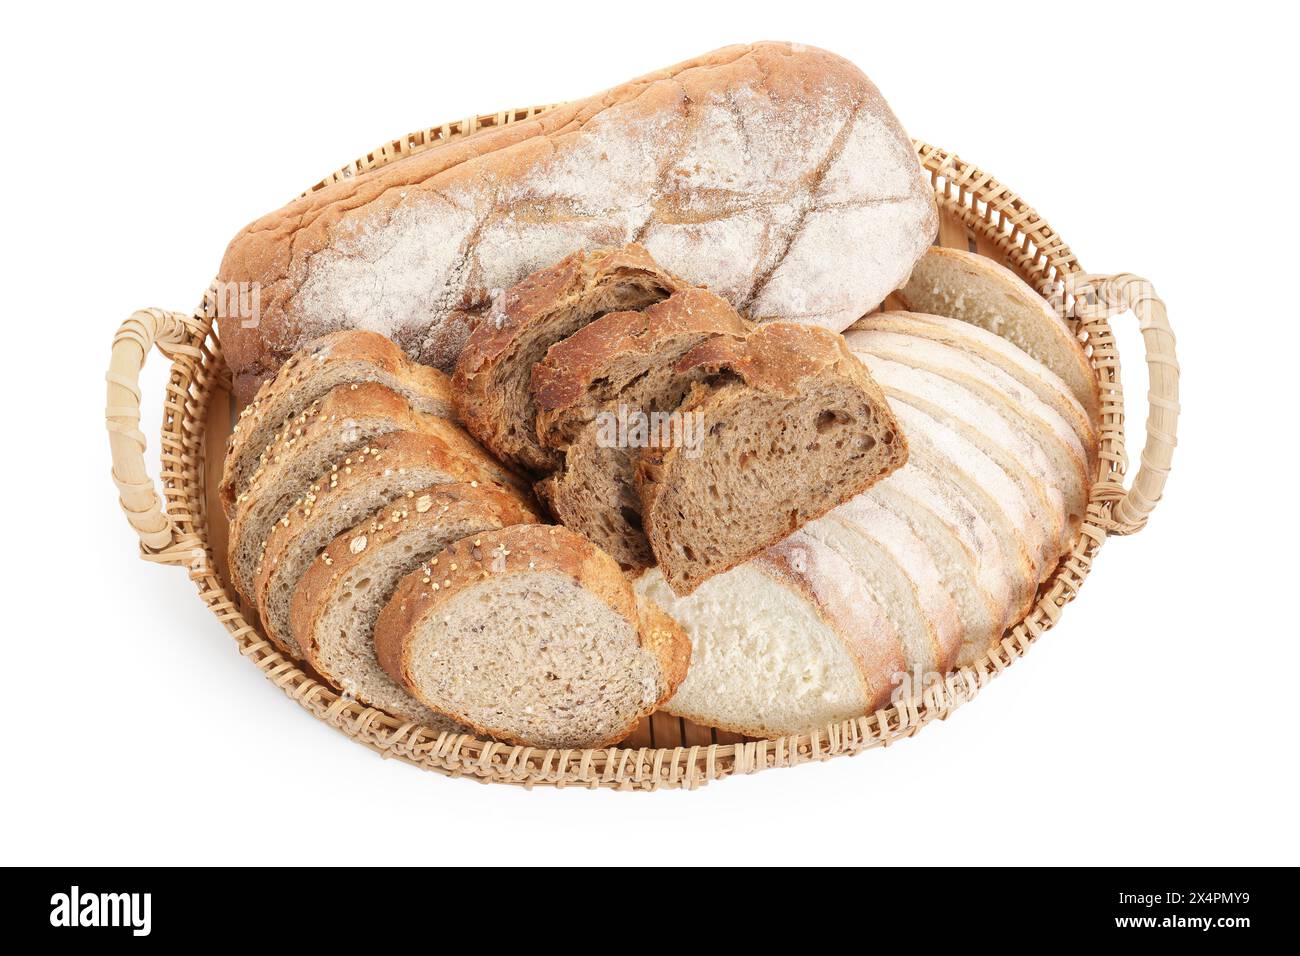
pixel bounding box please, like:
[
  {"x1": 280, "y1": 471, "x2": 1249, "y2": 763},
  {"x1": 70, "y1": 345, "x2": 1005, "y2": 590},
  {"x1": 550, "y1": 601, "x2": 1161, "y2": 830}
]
[{"x1": 150, "y1": 106, "x2": 1130, "y2": 791}]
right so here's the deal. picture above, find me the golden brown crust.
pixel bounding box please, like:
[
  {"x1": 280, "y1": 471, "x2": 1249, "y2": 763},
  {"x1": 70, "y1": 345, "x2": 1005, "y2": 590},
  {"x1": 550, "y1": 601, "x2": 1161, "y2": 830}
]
[
  {"x1": 220, "y1": 330, "x2": 454, "y2": 515},
  {"x1": 291, "y1": 483, "x2": 538, "y2": 684}
]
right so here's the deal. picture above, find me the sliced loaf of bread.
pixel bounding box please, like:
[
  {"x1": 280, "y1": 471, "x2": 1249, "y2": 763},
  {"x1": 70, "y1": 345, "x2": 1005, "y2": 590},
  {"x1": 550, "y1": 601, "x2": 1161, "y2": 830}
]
[
  {"x1": 220, "y1": 330, "x2": 455, "y2": 515},
  {"x1": 254, "y1": 431, "x2": 528, "y2": 657},
  {"x1": 638, "y1": 314, "x2": 1099, "y2": 736},
  {"x1": 453, "y1": 244, "x2": 684, "y2": 474},
  {"x1": 227, "y1": 381, "x2": 523, "y2": 600},
  {"x1": 892, "y1": 248, "x2": 1099, "y2": 419},
  {"x1": 290, "y1": 483, "x2": 538, "y2": 726},
  {"x1": 374, "y1": 525, "x2": 691, "y2": 749},
  {"x1": 638, "y1": 323, "x2": 907, "y2": 595},
  {"x1": 531, "y1": 288, "x2": 751, "y2": 567}
]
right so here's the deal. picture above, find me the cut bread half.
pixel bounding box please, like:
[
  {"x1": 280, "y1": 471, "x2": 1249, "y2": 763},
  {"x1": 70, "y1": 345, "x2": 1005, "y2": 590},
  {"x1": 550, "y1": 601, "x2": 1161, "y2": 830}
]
[
  {"x1": 227, "y1": 381, "x2": 523, "y2": 600},
  {"x1": 290, "y1": 483, "x2": 538, "y2": 726},
  {"x1": 453, "y1": 244, "x2": 684, "y2": 474},
  {"x1": 638, "y1": 323, "x2": 907, "y2": 595},
  {"x1": 220, "y1": 330, "x2": 455, "y2": 515},
  {"x1": 254, "y1": 431, "x2": 530, "y2": 657},
  {"x1": 530, "y1": 288, "x2": 751, "y2": 567},
  {"x1": 374, "y1": 525, "x2": 691, "y2": 749},
  {"x1": 635, "y1": 529, "x2": 908, "y2": 738},
  {"x1": 892, "y1": 248, "x2": 1099, "y2": 420},
  {"x1": 846, "y1": 312, "x2": 1097, "y2": 466}
]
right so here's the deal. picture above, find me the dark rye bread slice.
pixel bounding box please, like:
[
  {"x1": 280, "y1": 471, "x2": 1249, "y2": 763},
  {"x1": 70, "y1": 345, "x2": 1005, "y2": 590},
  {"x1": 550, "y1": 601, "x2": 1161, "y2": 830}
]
[
  {"x1": 374, "y1": 525, "x2": 691, "y2": 749},
  {"x1": 637, "y1": 323, "x2": 908, "y2": 596},
  {"x1": 227, "y1": 381, "x2": 524, "y2": 601},
  {"x1": 219, "y1": 330, "x2": 455, "y2": 516},
  {"x1": 530, "y1": 288, "x2": 752, "y2": 567},
  {"x1": 254, "y1": 431, "x2": 528, "y2": 657},
  {"x1": 452, "y1": 244, "x2": 685, "y2": 474},
  {"x1": 290, "y1": 483, "x2": 538, "y2": 726}
]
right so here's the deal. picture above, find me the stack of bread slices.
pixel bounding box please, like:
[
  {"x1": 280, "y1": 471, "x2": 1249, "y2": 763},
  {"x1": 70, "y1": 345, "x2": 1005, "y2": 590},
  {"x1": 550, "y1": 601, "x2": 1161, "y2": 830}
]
[{"x1": 221, "y1": 330, "x2": 692, "y2": 748}]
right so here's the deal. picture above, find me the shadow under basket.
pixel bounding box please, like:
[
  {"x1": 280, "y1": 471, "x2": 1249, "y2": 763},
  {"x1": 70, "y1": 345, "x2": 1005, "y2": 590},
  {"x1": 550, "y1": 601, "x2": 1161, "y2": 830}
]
[{"x1": 105, "y1": 106, "x2": 1180, "y2": 790}]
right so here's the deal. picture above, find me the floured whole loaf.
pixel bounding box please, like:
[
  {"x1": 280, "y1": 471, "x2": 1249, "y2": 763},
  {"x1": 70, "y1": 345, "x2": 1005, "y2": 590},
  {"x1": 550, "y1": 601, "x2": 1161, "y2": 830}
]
[{"x1": 216, "y1": 41, "x2": 937, "y2": 402}]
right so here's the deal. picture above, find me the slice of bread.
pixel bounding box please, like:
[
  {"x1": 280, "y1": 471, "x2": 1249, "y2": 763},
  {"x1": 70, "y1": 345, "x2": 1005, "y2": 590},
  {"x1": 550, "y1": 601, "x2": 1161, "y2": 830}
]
[
  {"x1": 530, "y1": 288, "x2": 751, "y2": 567},
  {"x1": 892, "y1": 249, "x2": 1099, "y2": 420},
  {"x1": 638, "y1": 323, "x2": 907, "y2": 595},
  {"x1": 254, "y1": 431, "x2": 528, "y2": 657},
  {"x1": 290, "y1": 483, "x2": 538, "y2": 726},
  {"x1": 374, "y1": 525, "x2": 691, "y2": 749},
  {"x1": 220, "y1": 330, "x2": 454, "y2": 515},
  {"x1": 453, "y1": 244, "x2": 684, "y2": 474},
  {"x1": 847, "y1": 312, "x2": 1097, "y2": 465},
  {"x1": 635, "y1": 530, "x2": 908, "y2": 738},
  {"x1": 227, "y1": 382, "x2": 523, "y2": 600}
]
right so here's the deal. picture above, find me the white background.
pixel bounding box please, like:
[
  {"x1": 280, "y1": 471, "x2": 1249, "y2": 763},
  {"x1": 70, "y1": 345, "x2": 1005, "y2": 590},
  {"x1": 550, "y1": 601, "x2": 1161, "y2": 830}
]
[{"x1": 3, "y1": 1, "x2": 1296, "y2": 866}]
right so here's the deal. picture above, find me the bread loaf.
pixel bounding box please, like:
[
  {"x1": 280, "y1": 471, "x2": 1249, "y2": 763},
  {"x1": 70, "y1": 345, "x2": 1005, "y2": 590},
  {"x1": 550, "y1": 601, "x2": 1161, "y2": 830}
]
[
  {"x1": 374, "y1": 525, "x2": 690, "y2": 749},
  {"x1": 638, "y1": 312, "x2": 1098, "y2": 736},
  {"x1": 290, "y1": 483, "x2": 538, "y2": 725},
  {"x1": 217, "y1": 42, "x2": 937, "y2": 402},
  {"x1": 219, "y1": 330, "x2": 455, "y2": 515}
]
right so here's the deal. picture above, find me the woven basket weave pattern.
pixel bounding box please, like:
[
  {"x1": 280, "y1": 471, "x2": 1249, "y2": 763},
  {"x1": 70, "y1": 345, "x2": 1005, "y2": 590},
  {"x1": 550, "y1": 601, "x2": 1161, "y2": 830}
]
[{"x1": 104, "y1": 106, "x2": 1179, "y2": 790}]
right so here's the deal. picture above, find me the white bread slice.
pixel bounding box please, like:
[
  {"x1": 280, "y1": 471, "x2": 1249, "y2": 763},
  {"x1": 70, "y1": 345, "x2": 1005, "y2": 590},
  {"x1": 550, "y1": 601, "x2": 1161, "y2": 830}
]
[
  {"x1": 220, "y1": 330, "x2": 455, "y2": 515},
  {"x1": 254, "y1": 431, "x2": 530, "y2": 657},
  {"x1": 227, "y1": 382, "x2": 524, "y2": 600},
  {"x1": 374, "y1": 525, "x2": 691, "y2": 749},
  {"x1": 636, "y1": 529, "x2": 908, "y2": 738},
  {"x1": 892, "y1": 248, "x2": 1099, "y2": 419},
  {"x1": 850, "y1": 311, "x2": 1098, "y2": 449},
  {"x1": 846, "y1": 326, "x2": 1092, "y2": 471},
  {"x1": 290, "y1": 483, "x2": 538, "y2": 726},
  {"x1": 860, "y1": 356, "x2": 1087, "y2": 527}
]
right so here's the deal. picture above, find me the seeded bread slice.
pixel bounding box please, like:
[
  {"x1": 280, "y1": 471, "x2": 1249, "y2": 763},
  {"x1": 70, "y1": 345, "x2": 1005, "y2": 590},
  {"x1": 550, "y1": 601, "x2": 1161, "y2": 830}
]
[
  {"x1": 227, "y1": 381, "x2": 524, "y2": 600},
  {"x1": 374, "y1": 525, "x2": 691, "y2": 749},
  {"x1": 220, "y1": 330, "x2": 455, "y2": 516},
  {"x1": 254, "y1": 431, "x2": 527, "y2": 657},
  {"x1": 637, "y1": 323, "x2": 908, "y2": 595},
  {"x1": 452, "y1": 244, "x2": 685, "y2": 474},
  {"x1": 530, "y1": 288, "x2": 752, "y2": 567},
  {"x1": 892, "y1": 248, "x2": 1099, "y2": 420},
  {"x1": 290, "y1": 483, "x2": 538, "y2": 726}
]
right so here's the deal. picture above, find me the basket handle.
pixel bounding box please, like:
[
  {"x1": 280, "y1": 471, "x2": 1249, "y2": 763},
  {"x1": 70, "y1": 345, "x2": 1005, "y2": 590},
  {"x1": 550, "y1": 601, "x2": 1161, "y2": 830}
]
[
  {"x1": 1071, "y1": 273, "x2": 1180, "y2": 534},
  {"x1": 106, "y1": 309, "x2": 208, "y2": 565}
]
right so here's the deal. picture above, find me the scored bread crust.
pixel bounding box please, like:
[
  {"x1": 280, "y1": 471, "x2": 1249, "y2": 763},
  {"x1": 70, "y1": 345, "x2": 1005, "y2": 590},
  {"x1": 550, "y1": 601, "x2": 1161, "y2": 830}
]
[
  {"x1": 253, "y1": 431, "x2": 526, "y2": 656},
  {"x1": 217, "y1": 42, "x2": 937, "y2": 402},
  {"x1": 290, "y1": 482, "x2": 539, "y2": 721},
  {"x1": 228, "y1": 381, "x2": 524, "y2": 600},
  {"x1": 637, "y1": 323, "x2": 908, "y2": 595},
  {"x1": 453, "y1": 244, "x2": 684, "y2": 474},
  {"x1": 220, "y1": 330, "x2": 455, "y2": 515},
  {"x1": 891, "y1": 249, "x2": 1099, "y2": 421},
  {"x1": 531, "y1": 287, "x2": 752, "y2": 449},
  {"x1": 373, "y1": 524, "x2": 691, "y2": 748}
]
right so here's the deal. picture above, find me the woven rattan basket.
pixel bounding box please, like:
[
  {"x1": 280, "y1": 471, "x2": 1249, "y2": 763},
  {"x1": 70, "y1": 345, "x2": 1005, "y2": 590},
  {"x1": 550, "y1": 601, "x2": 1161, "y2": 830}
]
[{"x1": 105, "y1": 105, "x2": 1179, "y2": 790}]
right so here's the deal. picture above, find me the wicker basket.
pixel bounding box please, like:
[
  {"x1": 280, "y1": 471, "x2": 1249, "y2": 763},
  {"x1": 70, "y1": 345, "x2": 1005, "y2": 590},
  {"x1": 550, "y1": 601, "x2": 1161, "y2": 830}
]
[{"x1": 105, "y1": 105, "x2": 1179, "y2": 790}]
